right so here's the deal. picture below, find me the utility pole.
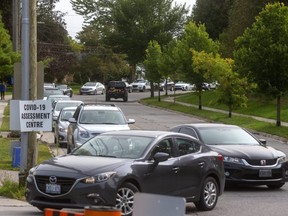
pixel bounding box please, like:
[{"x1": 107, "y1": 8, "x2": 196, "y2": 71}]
[
  {"x1": 12, "y1": 0, "x2": 19, "y2": 52},
  {"x1": 19, "y1": 0, "x2": 38, "y2": 185},
  {"x1": 19, "y1": 0, "x2": 30, "y2": 185},
  {"x1": 28, "y1": 0, "x2": 38, "y2": 169}
]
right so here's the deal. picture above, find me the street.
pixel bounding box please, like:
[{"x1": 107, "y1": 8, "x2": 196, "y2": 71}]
[{"x1": 2, "y1": 91, "x2": 288, "y2": 216}]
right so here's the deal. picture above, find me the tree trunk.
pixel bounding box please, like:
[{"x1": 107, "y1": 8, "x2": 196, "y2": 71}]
[
  {"x1": 229, "y1": 106, "x2": 232, "y2": 118},
  {"x1": 198, "y1": 94, "x2": 202, "y2": 110},
  {"x1": 276, "y1": 95, "x2": 281, "y2": 126}
]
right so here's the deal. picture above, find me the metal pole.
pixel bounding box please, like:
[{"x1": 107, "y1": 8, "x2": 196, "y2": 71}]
[
  {"x1": 12, "y1": 0, "x2": 19, "y2": 52},
  {"x1": 19, "y1": 0, "x2": 30, "y2": 183}
]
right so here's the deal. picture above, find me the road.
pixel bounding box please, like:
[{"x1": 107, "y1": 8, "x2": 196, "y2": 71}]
[{"x1": 3, "y1": 90, "x2": 288, "y2": 216}]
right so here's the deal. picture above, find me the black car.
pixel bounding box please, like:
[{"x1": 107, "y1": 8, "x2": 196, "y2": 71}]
[
  {"x1": 106, "y1": 81, "x2": 128, "y2": 102},
  {"x1": 56, "y1": 84, "x2": 73, "y2": 97},
  {"x1": 25, "y1": 130, "x2": 225, "y2": 216},
  {"x1": 170, "y1": 123, "x2": 288, "y2": 189}
]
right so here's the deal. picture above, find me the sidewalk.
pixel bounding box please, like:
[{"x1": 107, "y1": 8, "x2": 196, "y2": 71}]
[{"x1": 164, "y1": 96, "x2": 288, "y2": 127}]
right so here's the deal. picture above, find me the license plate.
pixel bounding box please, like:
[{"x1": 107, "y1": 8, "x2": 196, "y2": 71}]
[
  {"x1": 46, "y1": 183, "x2": 61, "y2": 194},
  {"x1": 259, "y1": 169, "x2": 272, "y2": 177}
]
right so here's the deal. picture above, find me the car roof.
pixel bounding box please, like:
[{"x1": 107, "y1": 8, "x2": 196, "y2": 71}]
[
  {"x1": 81, "y1": 104, "x2": 119, "y2": 111},
  {"x1": 175, "y1": 123, "x2": 240, "y2": 129},
  {"x1": 100, "y1": 130, "x2": 193, "y2": 138},
  {"x1": 61, "y1": 106, "x2": 78, "y2": 111},
  {"x1": 55, "y1": 100, "x2": 82, "y2": 104}
]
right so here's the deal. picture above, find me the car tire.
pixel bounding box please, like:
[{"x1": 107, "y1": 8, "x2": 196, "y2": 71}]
[
  {"x1": 267, "y1": 183, "x2": 285, "y2": 189},
  {"x1": 116, "y1": 182, "x2": 139, "y2": 216},
  {"x1": 194, "y1": 177, "x2": 219, "y2": 211}
]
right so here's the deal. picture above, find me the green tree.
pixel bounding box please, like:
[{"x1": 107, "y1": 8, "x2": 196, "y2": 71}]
[
  {"x1": 75, "y1": 24, "x2": 131, "y2": 84},
  {"x1": 192, "y1": 0, "x2": 234, "y2": 40},
  {"x1": 193, "y1": 51, "x2": 252, "y2": 117},
  {"x1": 234, "y1": 2, "x2": 288, "y2": 126},
  {"x1": 0, "y1": 14, "x2": 20, "y2": 81},
  {"x1": 175, "y1": 21, "x2": 219, "y2": 109},
  {"x1": 71, "y1": 0, "x2": 189, "y2": 80},
  {"x1": 143, "y1": 40, "x2": 162, "y2": 99}
]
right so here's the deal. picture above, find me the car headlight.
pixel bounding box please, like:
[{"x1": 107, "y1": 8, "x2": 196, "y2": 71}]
[
  {"x1": 78, "y1": 127, "x2": 90, "y2": 139},
  {"x1": 59, "y1": 126, "x2": 67, "y2": 133},
  {"x1": 81, "y1": 172, "x2": 116, "y2": 184},
  {"x1": 29, "y1": 167, "x2": 37, "y2": 175},
  {"x1": 223, "y1": 156, "x2": 245, "y2": 165},
  {"x1": 278, "y1": 156, "x2": 287, "y2": 163}
]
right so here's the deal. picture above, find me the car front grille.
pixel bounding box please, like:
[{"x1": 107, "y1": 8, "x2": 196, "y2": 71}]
[
  {"x1": 35, "y1": 175, "x2": 76, "y2": 195},
  {"x1": 246, "y1": 159, "x2": 278, "y2": 166}
]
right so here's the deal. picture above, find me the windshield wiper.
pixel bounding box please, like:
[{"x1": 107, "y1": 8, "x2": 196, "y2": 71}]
[{"x1": 97, "y1": 155, "x2": 117, "y2": 158}]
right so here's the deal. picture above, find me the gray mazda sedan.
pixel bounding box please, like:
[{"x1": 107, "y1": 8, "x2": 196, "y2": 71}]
[{"x1": 25, "y1": 130, "x2": 225, "y2": 216}]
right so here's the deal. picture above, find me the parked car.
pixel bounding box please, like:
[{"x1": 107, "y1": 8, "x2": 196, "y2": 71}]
[
  {"x1": 169, "y1": 123, "x2": 288, "y2": 189},
  {"x1": 56, "y1": 84, "x2": 73, "y2": 97},
  {"x1": 67, "y1": 103, "x2": 135, "y2": 153},
  {"x1": 43, "y1": 88, "x2": 64, "y2": 100},
  {"x1": 125, "y1": 82, "x2": 132, "y2": 93},
  {"x1": 130, "y1": 79, "x2": 151, "y2": 92},
  {"x1": 79, "y1": 82, "x2": 105, "y2": 95},
  {"x1": 54, "y1": 106, "x2": 77, "y2": 147},
  {"x1": 52, "y1": 100, "x2": 83, "y2": 131},
  {"x1": 159, "y1": 79, "x2": 174, "y2": 91},
  {"x1": 47, "y1": 95, "x2": 70, "y2": 106},
  {"x1": 25, "y1": 130, "x2": 225, "y2": 215},
  {"x1": 174, "y1": 81, "x2": 194, "y2": 91},
  {"x1": 105, "y1": 81, "x2": 128, "y2": 102}
]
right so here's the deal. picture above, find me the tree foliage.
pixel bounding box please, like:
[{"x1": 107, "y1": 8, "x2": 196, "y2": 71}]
[
  {"x1": 143, "y1": 40, "x2": 163, "y2": 98},
  {"x1": 71, "y1": 0, "x2": 189, "y2": 79},
  {"x1": 0, "y1": 14, "x2": 20, "y2": 81},
  {"x1": 234, "y1": 2, "x2": 288, "y2": 125},
  {"x1": 192, "y1": 0, "x2": 234, "y2": 40},
  {"x1": 174, "y1": 21, "x2": 219, "y2": 109}
]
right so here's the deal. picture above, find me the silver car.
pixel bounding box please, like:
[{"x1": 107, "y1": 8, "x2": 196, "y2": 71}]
[
  {"x1": 67, "y1": 103, "x2": 135, "y2": 153},
  {"x1": 52, "y1": 100, "x2": 83, "y2": 130},
  {"x1": 79, "y1": 82, "x2": 105, "y2": 95},
  {"x1": 54, "y1": 106, "x2": 77, "y2": 147}
]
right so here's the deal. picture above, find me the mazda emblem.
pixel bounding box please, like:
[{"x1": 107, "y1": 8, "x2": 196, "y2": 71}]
[{"x1": 49, "y1": 176, "x2": 57, "y2": 184}]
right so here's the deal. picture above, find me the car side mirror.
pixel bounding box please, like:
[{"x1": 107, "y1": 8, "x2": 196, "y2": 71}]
[
  {"x1": 153, "y1": 152, "x2": 170, "y2": 164},
  {"x1": 259, "y1": 139, "x2": 267, "y2": 145},
  {"x1": 127, "y1": 119, "x2": 135, "y2": 124},
  {"x1": 68, "y1": 118, "x2": 76, "y2": 123}
]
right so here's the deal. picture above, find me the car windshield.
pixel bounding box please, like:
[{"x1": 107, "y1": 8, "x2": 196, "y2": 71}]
[
  {"x1": 72, "y1": 134, "x2": 153, "y2": 159},
  {"x1": 61, "y1": 110, "x2": 75, "y2": 121},
  {"x1": 197, "y1": 127, "x2": 259, "y2": 145},
  {"x1": 79, "y1": 110, "x2": 126, "y2": 124},
  {"x1": 84, "y1": 82, "x2": 96, "y2": 86},
  {"x1": 57, "y1": 85, "x2": 67, "y2": 89}
]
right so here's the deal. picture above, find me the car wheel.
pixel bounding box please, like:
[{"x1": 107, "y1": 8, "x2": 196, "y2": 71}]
[
  {"x1": 116, "y1": 182, "x2": 139, "y2": 216},
  {"x1": 267, "y1": 183, "x2": 285, "y2": 189},
  {"x1": 141, "y1": 86, "x2": 145, "y2": 92},
  {"x1": 194, "y1": 177, "x2": 218, "y2": 211},
  {"x1": 94, "y1": 90, "x2": 97, "y2": 95}
]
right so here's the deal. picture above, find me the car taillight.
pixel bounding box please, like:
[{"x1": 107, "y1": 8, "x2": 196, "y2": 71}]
[{"x1": 217, "y1": 154, "x2": 224, "y2": 162}]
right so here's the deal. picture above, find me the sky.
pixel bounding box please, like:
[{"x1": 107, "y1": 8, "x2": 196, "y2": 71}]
[{"x1": 55, "y1": 0, "x2": 196, "y2": 39}]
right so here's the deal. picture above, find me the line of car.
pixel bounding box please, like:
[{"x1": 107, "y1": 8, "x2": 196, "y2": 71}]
[{"x1": 26, "y1": 86, "x2": 288, "y2": 216}]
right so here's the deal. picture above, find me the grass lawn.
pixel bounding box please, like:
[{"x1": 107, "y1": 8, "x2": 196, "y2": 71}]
[{"x1": 141, "y1": 93, "x2": 288, "y2": 140}]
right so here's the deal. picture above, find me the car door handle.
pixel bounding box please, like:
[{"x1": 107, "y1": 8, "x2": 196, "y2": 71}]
[
  {"x1": 172, "y1": 167, "x2": 180, "y2": 173},
  {"x1": 198, "y1": 162, "x2": 205, "y2": 168}
]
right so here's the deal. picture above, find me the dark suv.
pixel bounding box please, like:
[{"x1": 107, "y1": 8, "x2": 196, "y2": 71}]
[{"x1": 106, "y1": 81, "x2": 128, "y2": 102}]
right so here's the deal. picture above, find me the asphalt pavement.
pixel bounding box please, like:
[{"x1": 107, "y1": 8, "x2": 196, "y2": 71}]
[{"x1": 1, "y1": 93, "x2": 288, "y2": 207}]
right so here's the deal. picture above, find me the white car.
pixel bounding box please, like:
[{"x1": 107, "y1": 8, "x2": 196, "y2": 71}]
[
  {"x1": 130, "y1": 79, "x2": 151, "y2": 92},
  {"x1": 174, "y1": 81, "x2": 194, "y2": 91},
  {"x1": 79, "y1": 82, "x2": 105, "y2": 95}
]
